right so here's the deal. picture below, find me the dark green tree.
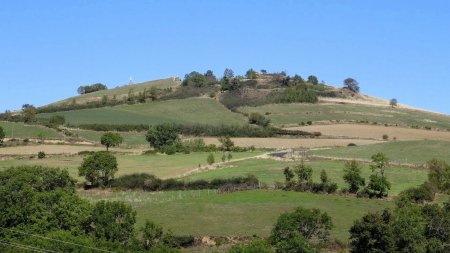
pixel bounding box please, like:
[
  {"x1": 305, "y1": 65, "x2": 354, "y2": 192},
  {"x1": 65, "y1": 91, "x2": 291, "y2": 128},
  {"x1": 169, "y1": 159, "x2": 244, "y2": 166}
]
[
  {"x1": 207, "y1": 153, "x2": 215, "y2": 165},
  {"x1": 343, "y1": 160, "x2": 365, "y2": 193},
  {"x1": 218, "y1": 136, "x2": 234, "y2": 151},
  {"x1": 283, "y1": 167, "x2": 295, "y2": 183},
  {"x1": 86, "y1": 201, "x2": 136, "y2": 243},
  {"x1": 182, "y1": 71, "x2": 206, "y2": 87},
  {"x1": 223, "y1": 68, "x2": 234, "y2": 79},
  {"x1": 343, "y1": 78, "x2": 360, "y2": 93},
  {"x1": 307, "y1": 75, "x2": 318, "y2": 85},
  {"x1": 204, "y1": 70, "x2": 217, "y2": 84},
  {"x1": 146, "y1": 123, "x2": 180, "y2": 150},
  {"x1": 294, "y1": 160, "x2": 313, "y2": 184},
  {"x1": 78, "y1": 151, "x2": 118, "y2": 187},
  {"x1": 427, "y1": 159, "x2": 450, "y2": 194},
  {"x1": 271, "y1": 207, "x2": 332, "y2": 245},
  {"x1": 100, "y1": 132, "x2": 123, "y2": 151},
  {"x1": 140, "y1": 220, "x2": 164, "y2": 250},
  {"x1": 370, "y1": 153, "x2": 389, "y2": 177},
  {"x1": 246, "y1": 68, "x2": 258, "y2": 79},
  {"x1": 22, "y1": 104, "x2": 37, "y2": 122},
  {"x1": 349, "y1": 210, "x2": 396, "y2": 253},
  {"x1": 390, "y1": 98, "x2": 398, "y2": 107},
  {"x1": 0, "y1": 126, "x2": 5, "y2": 145}
]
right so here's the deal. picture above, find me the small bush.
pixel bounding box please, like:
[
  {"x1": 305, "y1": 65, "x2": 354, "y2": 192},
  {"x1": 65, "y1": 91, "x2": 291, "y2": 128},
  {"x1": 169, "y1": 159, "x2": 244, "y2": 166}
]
[
  {"x1": 382, "y1": 134, "x2": 389, "y2": 140},
  {"x1": 207, "y1": 153, "x2": 215, "y2": 165},
  {"x1": 348, "y1": 143, "x2": 357, "y2": 147},
  {"x1": 37, "y1": 151, "x2": 46, "y2": 159}
]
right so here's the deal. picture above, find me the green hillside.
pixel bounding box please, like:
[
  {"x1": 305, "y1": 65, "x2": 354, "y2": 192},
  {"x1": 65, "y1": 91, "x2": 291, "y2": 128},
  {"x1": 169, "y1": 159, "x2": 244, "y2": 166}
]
[
  {"x1": 49, "y1": 78, "x2": 180, "y2": 106},
  {"x1": 0, "y1": 121, "x2": 61, "y2": 139},
  {"x1": 239, "y1": 103, "x2": 450, "y2": 130},
  {"x1": 38, "y1": 97, "x2": 247, "y2": 126},
  {"x1": 310, "y1": 140, "x2": 450, "y2": 164}
]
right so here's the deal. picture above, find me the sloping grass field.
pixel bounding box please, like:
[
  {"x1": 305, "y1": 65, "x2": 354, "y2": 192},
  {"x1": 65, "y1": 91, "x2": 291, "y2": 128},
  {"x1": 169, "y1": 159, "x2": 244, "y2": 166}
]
[
  {"x1": 0, "y1": 121, "x2": 62, "y2": 139},
  {"x1": 49, "y1": 78, "x2": 180, "y2": 106},
  {"x1": 38, "y1": 98, "x2": 246, "y2": 125},
  {"x1": 239, "y1": 103, "x2": 450, "y2": 130},
  {"x1": 80, "y1": 189, "x2": 393, "y2": 242},
  {"x1": 39, "y1": 98, "x2": 247, "y2": 126},
  {"x1": 72, "y1": 129, "x2": 148, "y2": 146},
  {"x1": 310, "y1": 140, "x2": 450, "y2": 165}
]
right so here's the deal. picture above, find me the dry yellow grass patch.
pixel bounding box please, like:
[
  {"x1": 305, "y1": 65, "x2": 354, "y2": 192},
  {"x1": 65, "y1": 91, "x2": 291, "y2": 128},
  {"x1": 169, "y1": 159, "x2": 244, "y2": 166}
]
[
  {"x1": 285, "y1": 124, "x2": 450, "y2": 141},
  {"x1": 198, "y1": 137, "x2": 380, "y2": 149}
]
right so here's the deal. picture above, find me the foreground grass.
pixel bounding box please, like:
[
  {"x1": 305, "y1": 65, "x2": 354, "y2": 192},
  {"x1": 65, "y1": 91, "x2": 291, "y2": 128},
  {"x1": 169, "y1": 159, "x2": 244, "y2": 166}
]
[
  {"x1": 309, "y1": 140, "x2": 450, "y2": 165},
  {"x1": 0, "y1": 121, "x2": 61, "y2": 139},
  {"x1": 80, "y1": 189, "x2": 393, "y2": 242},
  {"x1": 39, "y1": 98, "x2": 247, "y2": 126},
  {"x1": 239, "y1": 103, "x2": 450, "y2": 130},
  {"x1": 184, "y1": 159, "x2": 428, "y2": 196},
  {"x1": 0, "y1": 151, "x2": 263, "y2": 179}
]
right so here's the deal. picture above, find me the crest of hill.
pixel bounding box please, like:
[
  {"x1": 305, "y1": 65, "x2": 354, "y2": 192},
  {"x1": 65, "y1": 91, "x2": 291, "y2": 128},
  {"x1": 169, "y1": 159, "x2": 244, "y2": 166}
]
[{"x1": 48, "y1": 77, "x2": 181, "y2": 106}]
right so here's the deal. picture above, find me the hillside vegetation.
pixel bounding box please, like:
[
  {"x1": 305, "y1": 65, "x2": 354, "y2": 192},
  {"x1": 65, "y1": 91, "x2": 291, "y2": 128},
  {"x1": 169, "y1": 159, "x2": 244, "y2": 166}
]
[{"x1": 49, "y1": 78, "x2": 180, "y2": 106}]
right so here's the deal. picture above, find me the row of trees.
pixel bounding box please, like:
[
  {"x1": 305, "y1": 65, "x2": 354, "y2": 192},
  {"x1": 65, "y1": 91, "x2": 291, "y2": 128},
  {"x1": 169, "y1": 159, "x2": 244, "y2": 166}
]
[{"x1": 77, "y1": 83, "x2": 108, "y2": 94}]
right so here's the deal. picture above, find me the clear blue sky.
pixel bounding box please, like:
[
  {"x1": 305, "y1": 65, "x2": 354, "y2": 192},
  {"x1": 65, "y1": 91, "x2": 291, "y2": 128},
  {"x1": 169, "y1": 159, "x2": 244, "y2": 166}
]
[{"x1": 1, "y1": 0, "x2": 449, "y2": 114}]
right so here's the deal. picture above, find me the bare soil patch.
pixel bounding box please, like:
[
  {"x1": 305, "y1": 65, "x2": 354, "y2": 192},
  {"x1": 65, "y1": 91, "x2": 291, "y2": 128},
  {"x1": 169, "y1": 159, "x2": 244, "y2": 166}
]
[{"x1": 285, "y1": 124, "x2": 450, "y2": 141}]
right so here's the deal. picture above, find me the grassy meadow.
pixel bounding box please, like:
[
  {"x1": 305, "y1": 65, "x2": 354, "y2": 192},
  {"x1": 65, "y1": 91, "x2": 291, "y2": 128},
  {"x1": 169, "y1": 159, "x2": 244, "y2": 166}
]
[
  {"x1": 72, "y1": 129, "x2": 148, "y2": 146},
  {"x1": 239, "y1": 103, "x2": 450, "y2": 130},
  {"x1": 310, "y1": 140, "x2": 450, "y2": 165},
  {"x1": 39, "y1": 98, "x2": 247, "y2": 126},
  {"x1": 0, "y1": 151, "x2": 263, "y2": 179},
  {"x1": 80, "y1": 189, "x2": 393, "y2": 242},
  {"x1": 185, "y1": 159, "x2": 428, "y2": 196}
]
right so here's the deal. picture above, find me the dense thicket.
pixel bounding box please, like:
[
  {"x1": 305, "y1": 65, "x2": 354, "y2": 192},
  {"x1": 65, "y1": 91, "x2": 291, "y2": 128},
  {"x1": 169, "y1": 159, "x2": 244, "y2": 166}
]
[
  {"x1": 77, "y1": 83, "x2": 107, "y2": 94},
  {"x1": 0, "y1": 166, "x2": 186, "y2": 252}
]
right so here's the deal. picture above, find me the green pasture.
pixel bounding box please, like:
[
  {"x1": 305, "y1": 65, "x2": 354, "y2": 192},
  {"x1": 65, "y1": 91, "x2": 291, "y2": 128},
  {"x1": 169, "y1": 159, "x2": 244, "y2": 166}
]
[
  {"x1": 239, "y1": 103, "x2": 450, "y2": 130},
  {"x1": 39, "y1": 98, "x2": 247, "y2": 126},
  {"x1": 309, "y1": 140, "x2": 450, "y2": 165},
  {"x1": 0, "y1": 121, "x2": 61, "y2": 139}
]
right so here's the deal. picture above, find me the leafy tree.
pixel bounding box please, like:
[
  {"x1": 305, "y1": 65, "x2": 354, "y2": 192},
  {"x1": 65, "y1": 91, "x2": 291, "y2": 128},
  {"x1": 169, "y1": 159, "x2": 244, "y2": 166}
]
[
  {"x1": 293, "y1": 74, "x2": 304, "y2": 84},
  {"x1": 260, "y1": 69, "x2": 267, "y2": 74},
  {"x1": 77, "y1": 83, "x2": 107, "y2": 94},
  {"x1": 246, "y1": 68, "x2": 258, "y2": 79},
  {"x1": 78, "y1": 151, "x2": 118, "y2": 187},
  {"x1": 182, "y1": 71, "x2": 206, "y2": 87},
  {"x1": 140, "y1": 220, "x2": 164, "y2": 249},
  {"x1": 320, "y1": 169, "x2": 328, "y2": 184},
  {"x1": 86, "y1": 201, "x2": 136, "y2": 243},
  {"x1": 204, "y1": 70, "x2": 217, "y2": 84},
  {"x1": 207, "y1": 153, "x2": 215, "y2": 165},
  {"x1": 390, "y1": 98, "x2": 398, "y2": 107},
  {"x1": 100, "y1": 132, "x2": 123, "y2": 151},
  {"x1": 307, "y1": 75, "x2": 318, "y2": 85},
  {"x1": 343, "y1": 78, "x2": 360, "y2": 93},
  {"x1": 218, "y1": 136, "x2": 234, "y2": 151},
  {"x1": 427, "y1": 159, "x2": 450, "y2": 194},
  {"x1": 146, "y1": 123, "x2": 180, "y2": 150},
  {"x1": 221, "y1": 77, "x2": 241, "y2": 91},
  {"x1": 366, "y1": 174, "x2": 391, "y2": 198},
  {"x1": 349, "y1": 210, "x2": 396, "y2": 253},
  {"x1": 370, "y1": 152, "x2": 389, "y2": 177},
  {"x1": 294, "y1": 160, "x2": 313, "y2": 184},
  {"x1": 22, "y1": 104, "x2": 37, "y2": 122},
  {"x1": 343, "y1": 160, "x2": 365, "y2": 193},
  {"x1": 273, "y1": 233, "x2": 314, "y2": 253},
  {"x1": 283, "y1": 167, "x2": 294, "y2": 182},
  {"x1": 227, "y1": 152, "x2": 233, "y2": 161},
  {"x1": 223, "y1": 68, "x2": 235, "y2": 79},
  {"x1": 248, "y1": 112, "x2": 270, "y2": 127},
  {"x1": 391, "y1": 203, "x2": 427, "y2": 253},
  {"x1": 271, "y1": 207, "x2": 333, "y2": 245},
  {"x1": 0, "y1": 126, "x2": 5, "y2": 145}
]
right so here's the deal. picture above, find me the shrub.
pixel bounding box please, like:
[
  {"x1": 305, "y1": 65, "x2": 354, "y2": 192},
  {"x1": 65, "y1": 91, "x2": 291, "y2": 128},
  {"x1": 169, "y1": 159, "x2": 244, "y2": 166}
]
[
  {"x1": 348, "y1": 143, "x2": 357, "y2": 147},
  {"x1": 382, "y1": 134, "x2": 389, "y2": 140},
  {"x1": 37, "y1": 151, "x2": 46, "y2": 159},
  {"x1": 248, "y1": 112, "x2": 270, "y2": 127},
  {"x1": 207, "y1": 153, "x2": 215, "y2": 165}
]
